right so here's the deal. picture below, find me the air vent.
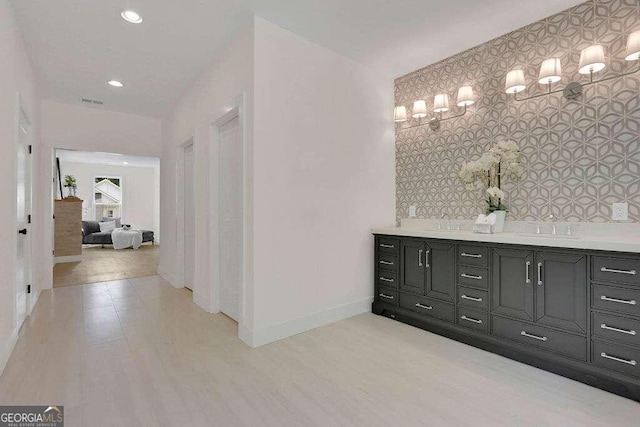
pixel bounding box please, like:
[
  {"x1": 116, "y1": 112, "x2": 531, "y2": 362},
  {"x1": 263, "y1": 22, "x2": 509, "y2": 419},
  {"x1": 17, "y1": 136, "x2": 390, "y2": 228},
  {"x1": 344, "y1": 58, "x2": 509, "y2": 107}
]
[{"x1": 81, "y1": 97, "x2": 104, "y2": 105}]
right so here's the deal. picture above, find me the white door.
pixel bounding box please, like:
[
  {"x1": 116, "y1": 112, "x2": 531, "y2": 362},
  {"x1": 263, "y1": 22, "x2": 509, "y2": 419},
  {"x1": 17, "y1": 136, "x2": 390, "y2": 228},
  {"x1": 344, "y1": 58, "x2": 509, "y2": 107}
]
[
  {"x1": 16, "y1": 108, "x2": 32, "y2": 329},
  {"x1": 184, "y1": 144, "x2": 195, "y2": 291},
  {"x1": 218, "y1": 116, "x2": 242, "y2": 321}
]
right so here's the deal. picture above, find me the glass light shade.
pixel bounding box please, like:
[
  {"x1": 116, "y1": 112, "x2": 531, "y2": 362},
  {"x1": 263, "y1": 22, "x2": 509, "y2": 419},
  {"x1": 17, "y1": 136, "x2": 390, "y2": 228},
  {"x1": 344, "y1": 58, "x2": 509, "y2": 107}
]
[
  {"x1": 394, "y1": 106, "x2": 408, "y2": 122},
  {"x1": 578, "y1": 45, "x2": 606, "y2": 74},
  {"x1": 456, "y1": 86, "x2": 474, "y2": 107},
  {"x1": 538, "y1": 58, "x2": 562, "y2": 84},
  {"x1": 412, "y1": 100, "x2": 428, "y2": 118},
  {"x1": 433, "y1": 94, "x2": 450, "y2": 113},
  {"x1": 625, "y1": 30, "x2": 640, "y2": 61},
  {"x1": 505, "y1": 70, "x2": 526, "y2": 93}
]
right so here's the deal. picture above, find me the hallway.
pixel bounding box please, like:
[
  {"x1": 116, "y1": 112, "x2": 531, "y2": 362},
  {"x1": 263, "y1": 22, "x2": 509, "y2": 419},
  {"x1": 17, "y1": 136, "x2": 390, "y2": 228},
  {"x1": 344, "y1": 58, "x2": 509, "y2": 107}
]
[{"x1": 1, "y1": 276, "x2": 640, "y2": 426}]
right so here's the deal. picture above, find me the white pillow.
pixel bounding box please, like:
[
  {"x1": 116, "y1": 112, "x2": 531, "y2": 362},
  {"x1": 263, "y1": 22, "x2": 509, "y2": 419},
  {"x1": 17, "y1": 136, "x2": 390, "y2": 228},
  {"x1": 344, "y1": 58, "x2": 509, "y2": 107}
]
[{"x1": 99, "y1": 221, "x2": 116, "y2": 233}]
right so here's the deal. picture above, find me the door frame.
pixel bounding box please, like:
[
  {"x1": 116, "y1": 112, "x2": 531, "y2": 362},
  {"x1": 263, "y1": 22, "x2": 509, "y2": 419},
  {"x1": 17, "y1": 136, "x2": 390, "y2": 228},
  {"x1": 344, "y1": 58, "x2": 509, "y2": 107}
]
[{"x1": 175, "y1": 137, "x2": 194, "y2": 288}]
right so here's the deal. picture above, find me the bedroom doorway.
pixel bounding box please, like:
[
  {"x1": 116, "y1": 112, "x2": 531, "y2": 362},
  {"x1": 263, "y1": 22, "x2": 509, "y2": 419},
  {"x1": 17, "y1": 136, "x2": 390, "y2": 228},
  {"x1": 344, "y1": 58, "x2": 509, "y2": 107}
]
[
  {"x1": 183, "y1": 143, "x2": 195, "y2": 291},
  {"x1": 52, "y1": 149, "x2": 161, "y2": 287}
]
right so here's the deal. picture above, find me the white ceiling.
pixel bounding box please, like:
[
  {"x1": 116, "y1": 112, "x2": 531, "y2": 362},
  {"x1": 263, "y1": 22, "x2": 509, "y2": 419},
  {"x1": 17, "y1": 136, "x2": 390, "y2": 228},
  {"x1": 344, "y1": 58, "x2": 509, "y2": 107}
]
[
  {"x1": 11, "y1": 0, "x2": 583, "y2": 118},
  {"x1": 57, "y1": 149, "x2": 159, "y2": 168}
]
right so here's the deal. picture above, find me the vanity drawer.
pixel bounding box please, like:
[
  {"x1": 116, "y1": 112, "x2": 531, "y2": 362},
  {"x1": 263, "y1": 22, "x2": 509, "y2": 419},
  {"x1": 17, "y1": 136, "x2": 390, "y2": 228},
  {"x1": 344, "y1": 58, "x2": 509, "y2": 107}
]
[
  {"x1": 377, "y1": 270, "x2": 398, "y2": 288},
  {"x1": 492, "y1": 315, "x2": 586, "y2": 361},
  {"x1": 399, "y1": 293, "x2": 454, "y2": 323},
  {"x1": 377, "y1": 237, "x2": 400, "y2": 256},
  {"x1": 593, "y1": 256, "x2": 640, "y2": 286},
  {"x1": 457, "y1": 307, "x2": 488, "y2": 333},
  {"x1": 457, "y1": 266, "x2": 488, "y2": 289},
  {"x1": 593, "y1": 340, "x2": 640, "y2": 378},
  {"x1": 592, "y1": 312, "x2": 640, "y2": 348},
  {"x1": 457, "y1": 286, "x2": 488, "y2": 311},
  {"x1": 376, "y1": 286, "x2": 398, "y2": 306},
  {"x1": 592, "y1": 284, "x2": 640, "y2": 317},
  {"x1": 458, "y1": 245, "x2": 488, "y2": 267},
  {"x1": 377, "y1": 253, "x2": 398, "y2": 272}
]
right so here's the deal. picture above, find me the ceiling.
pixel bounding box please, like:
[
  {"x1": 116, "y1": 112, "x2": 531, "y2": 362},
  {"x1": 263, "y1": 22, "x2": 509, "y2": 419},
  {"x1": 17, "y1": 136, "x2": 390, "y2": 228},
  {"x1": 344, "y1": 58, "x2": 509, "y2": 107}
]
[
  {"x1": 57, "y1": 149, "x2": 159, "y2": 168},
  {"x1": 11, "y1": 0, "x2": 583, "y2": 118}
]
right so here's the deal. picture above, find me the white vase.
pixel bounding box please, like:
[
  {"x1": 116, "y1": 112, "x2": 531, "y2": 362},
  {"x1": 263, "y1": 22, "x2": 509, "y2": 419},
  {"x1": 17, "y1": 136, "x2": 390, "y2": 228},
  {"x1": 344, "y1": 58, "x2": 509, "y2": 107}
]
[{"x1": 492, "y1": 210, "x2": 506, "y2": 233}]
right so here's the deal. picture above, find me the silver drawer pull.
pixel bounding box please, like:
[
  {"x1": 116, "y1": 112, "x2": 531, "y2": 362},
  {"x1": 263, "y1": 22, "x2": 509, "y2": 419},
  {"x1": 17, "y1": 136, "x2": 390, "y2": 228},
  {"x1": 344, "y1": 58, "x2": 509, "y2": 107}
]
[
  {"x1": 521, "y1": 331, "x2": 547, "y2": 341},
  {"x1": 425, "y1": 250, "x2": 430, "y2": 268},
  {"x1": 461, "y1": 252, "x2": 482, "y2": 258},
  {"x1": 601, "y1": 266, "x2": 637, "y2": 275},
  {"x1": 415, "y1": 303, "x2": 433, "y2": 310},
  {"x1": 380, "y1": 243, "x2": 395, "y2": 249},
  {"x1": 461, "y1": 273, "x2": 482, "y2": 280},
  {"x1": 379, "y1": 277, "x2": 394, "y2": 283},
  {"x1": 379, "y1": 293, "x2": 394, "y2": 300},
  {"x1": 461, "y1": 315, "x2": 483, "y2": 324},
  {"x1": 525, "y1": 261, "x2": 531, "y2": 284},
  {"x1": 537, "y1": 262, "x2": 543, "y2": 286},
  {"x1": 600, "y1": 295, "x2": 637, "y2": 305},
  {"x1": 600, "y1": 323, "x2": 637, "y2": 336},
  {"x1": 601, "y1": 352, "x2": 637, "y2": 366},
  {"x1": 461, "y1": 294, "x2": 483, "y2": 302},
  {"x1": 379, "y1": 260, "x2": 394, "y2": 265}
]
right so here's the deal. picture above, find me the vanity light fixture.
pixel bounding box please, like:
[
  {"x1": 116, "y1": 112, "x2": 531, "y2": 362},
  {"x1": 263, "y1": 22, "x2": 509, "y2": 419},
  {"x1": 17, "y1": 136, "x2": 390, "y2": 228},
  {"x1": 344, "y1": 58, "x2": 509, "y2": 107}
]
[
  {"x1": 505, "y1": 31, "x2": 640, "y2": 101},
  {"x1": 394, "y1": 86, "x2": 475, "y2": 131}
]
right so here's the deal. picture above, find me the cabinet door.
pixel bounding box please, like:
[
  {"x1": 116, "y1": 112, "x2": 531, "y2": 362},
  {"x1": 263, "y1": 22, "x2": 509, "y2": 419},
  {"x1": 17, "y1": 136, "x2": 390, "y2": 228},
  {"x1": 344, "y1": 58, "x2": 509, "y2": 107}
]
[
  {"x1": 400, "y1": 239, "x2": 425, "y2": 295},
  {"x1": 535, "y1": 251, "x2": 587, "y2": 333},
  {"x1": 492, "y1": 248, "x2": 534, "y2": 321},
  {"x1": 425, "y1": 241, "x2": 456, "y2": 302}
]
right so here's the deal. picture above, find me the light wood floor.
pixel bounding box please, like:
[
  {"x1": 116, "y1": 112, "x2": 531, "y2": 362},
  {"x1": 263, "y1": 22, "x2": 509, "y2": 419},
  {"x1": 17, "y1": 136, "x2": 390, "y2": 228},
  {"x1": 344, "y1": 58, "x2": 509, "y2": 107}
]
[
  {"x1": 53, "y1": 244, "x2": 159, "y2": 288},
  {"x1": 1, "y1": 276, "x2": 639, "y2": 426}
]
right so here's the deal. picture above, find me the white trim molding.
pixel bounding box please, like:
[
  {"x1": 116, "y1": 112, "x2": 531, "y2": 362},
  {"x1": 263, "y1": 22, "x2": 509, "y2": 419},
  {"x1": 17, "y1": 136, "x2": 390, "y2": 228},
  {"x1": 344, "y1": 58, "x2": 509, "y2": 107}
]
[
  {"x1": 0, "y1": 329, "x2": 19, "y2": 377},
  {"x1": 157, "y1": 265, "x2": 181, "y2": 288},
  {"x1": 53, "y1": 255, "x2": 83, "y2": 264}
]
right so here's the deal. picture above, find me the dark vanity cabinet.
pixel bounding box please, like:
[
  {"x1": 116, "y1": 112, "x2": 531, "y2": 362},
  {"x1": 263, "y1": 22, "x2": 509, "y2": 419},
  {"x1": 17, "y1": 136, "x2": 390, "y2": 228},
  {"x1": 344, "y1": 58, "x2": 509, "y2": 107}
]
[{"x1": 373, "y1": 234, "x2": 640, "y2": 401}]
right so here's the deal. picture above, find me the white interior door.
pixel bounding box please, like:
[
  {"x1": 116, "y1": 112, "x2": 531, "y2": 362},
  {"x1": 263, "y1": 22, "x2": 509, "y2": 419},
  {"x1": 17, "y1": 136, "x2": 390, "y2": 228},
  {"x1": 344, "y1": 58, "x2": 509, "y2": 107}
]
[
  {"x1": 184, "y1": 144, "x2": 195, "y2": 291},
  {"x1": 218, "y1": 116, "x2": 242, "y2": 321},
  {"x1": 16, "y1": 108, "x2": 32, "y2": 329}
]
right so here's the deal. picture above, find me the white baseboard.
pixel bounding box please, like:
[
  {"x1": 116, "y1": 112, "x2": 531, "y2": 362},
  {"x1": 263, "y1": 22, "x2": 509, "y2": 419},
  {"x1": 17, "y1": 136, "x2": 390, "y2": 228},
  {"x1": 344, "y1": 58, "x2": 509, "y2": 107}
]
[
  {"x1": 193, "y1": 291, "x2": 213, "y2": 313},
  {"x1": 243, "y1": 296, "x2": 373, "y2": 348},
  {"x1": 0, "y1": 329, "x2": 19, "y2": 377},
  {"x1": 54, "y1": 255, "x2": 82, "y2": 264},
  {"x1": 157, "y1": 265, "x2": 181, "y2": 288},
  {"x1": 28, "y1": 290, "x2": 40, "y2": 315}
]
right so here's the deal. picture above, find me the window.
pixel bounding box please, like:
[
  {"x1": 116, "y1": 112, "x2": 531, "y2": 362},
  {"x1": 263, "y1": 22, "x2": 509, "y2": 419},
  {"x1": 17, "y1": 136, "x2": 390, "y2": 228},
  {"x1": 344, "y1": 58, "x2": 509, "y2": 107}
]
[{"x1": 94, "y1": 176, "x2": 122, "y2": 221}]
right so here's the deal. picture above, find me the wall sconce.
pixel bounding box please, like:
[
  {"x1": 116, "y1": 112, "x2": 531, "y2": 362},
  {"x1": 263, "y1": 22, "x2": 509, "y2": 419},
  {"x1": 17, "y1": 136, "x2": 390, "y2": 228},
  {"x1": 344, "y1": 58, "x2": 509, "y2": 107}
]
[
  {"x1": 506, "y1": 30, "x2": 640, "y2": 101},
  {"x1": 394, "y1": 86, "x2": 475, "y2": 131}
]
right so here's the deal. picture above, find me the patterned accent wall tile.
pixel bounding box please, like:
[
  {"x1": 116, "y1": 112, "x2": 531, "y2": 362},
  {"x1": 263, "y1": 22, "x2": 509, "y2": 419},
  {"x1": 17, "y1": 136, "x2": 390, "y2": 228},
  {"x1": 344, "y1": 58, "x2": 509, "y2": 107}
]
[{"x1": 395, "y1": 0, "x2": 640, "y2": 225}]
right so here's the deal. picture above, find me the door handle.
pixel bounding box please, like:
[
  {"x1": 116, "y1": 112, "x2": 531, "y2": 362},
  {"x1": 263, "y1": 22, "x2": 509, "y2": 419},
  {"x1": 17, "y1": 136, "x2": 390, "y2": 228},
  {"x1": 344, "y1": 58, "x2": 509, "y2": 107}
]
[
  {"x1": 418, "y1": 249, "x2": 423, "y2": 267},
  {"x1": 525, "y1": 261, "x2": 531, "y2": 284},
  {"x1": 425, "y1": 250, "x2": 430, "y2": 268},
  {"x1": 18, "y1": 228, "x2": 27, "y2": 235},
  {"x1": 537, "y1": 262, "x2": 543, "y2": 286}
]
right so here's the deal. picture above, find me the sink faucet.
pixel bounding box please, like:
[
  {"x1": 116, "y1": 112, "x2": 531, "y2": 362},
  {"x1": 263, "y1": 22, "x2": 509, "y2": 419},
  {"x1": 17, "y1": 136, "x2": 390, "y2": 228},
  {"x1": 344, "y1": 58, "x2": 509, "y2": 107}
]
[
  {"x1": 548, "y1": 214, "x2": 557, "y2": 235},
  {"x1": 437, "y1": 214, "x2": 448, "y2": 231}
]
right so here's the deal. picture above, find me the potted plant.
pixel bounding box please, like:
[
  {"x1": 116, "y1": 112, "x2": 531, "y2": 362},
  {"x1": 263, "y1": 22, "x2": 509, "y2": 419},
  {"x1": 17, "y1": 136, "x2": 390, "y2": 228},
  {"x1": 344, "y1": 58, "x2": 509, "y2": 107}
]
[
  {"x1": 459, "y1": 141, "x2": 523, "y2": 232},
  {"x1": 63, "y1": 175, "x2": 78, "y2": 198}
]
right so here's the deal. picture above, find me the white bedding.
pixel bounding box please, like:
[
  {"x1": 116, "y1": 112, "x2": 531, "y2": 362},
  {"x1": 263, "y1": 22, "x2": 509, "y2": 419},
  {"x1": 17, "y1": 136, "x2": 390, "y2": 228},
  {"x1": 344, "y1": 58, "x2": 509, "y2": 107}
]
[{"x1": 111, "y1": 228, "x2": 143, "y2": 250}]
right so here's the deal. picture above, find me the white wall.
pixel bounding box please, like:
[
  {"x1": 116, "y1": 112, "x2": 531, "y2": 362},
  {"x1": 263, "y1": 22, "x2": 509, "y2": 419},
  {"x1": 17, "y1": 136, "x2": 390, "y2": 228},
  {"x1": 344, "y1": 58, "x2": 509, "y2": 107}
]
[
  {"x1": 39, "y1": 101, "x2": 162, "y2": 289},
  {"x1": 248, "y1": 18, "x2": 395, "y2": 345},
  {"x1": 158, "y1": 21, "x2": 254, "y2": 322},
  {"x1": 59, "y1": 161, "x2": 160, "y2": 240},
  {"x1": 0, "y1": 0, "x2": 40, "y2": 373}
]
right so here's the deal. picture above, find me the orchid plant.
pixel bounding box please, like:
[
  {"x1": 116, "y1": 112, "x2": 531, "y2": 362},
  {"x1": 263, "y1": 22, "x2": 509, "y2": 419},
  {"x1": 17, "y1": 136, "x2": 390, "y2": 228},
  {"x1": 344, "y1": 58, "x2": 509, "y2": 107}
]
[{"x1": 459, "y1": 141, "x2": 523, "y2": 214}]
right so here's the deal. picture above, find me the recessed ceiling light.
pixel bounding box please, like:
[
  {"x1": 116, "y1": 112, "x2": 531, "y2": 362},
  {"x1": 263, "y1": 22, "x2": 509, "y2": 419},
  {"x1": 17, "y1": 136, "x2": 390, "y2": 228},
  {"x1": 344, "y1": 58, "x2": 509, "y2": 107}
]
[
  {"x1": 121, "y1": 10, "x2": 142, "y2": 24},
  {"x1": 123, "y1": 161, "x2": 129, "y2": 165},
  {"x1": 108, "y1": 80, "x2": 124, "y2": 88}
]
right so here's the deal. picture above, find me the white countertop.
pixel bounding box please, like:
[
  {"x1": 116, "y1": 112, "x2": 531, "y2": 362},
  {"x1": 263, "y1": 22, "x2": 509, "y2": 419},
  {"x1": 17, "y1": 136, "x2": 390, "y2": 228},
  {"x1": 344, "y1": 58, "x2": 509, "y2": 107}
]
[{"x1": 372, "y1": 221, "x2": 640, "y2": 254}]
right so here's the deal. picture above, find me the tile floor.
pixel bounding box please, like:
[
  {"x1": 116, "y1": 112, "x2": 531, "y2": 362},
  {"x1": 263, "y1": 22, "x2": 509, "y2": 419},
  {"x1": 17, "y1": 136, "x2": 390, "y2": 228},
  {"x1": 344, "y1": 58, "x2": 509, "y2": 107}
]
[{"x1": 1, "y1": 276, "x2": 639, "y2": 426}]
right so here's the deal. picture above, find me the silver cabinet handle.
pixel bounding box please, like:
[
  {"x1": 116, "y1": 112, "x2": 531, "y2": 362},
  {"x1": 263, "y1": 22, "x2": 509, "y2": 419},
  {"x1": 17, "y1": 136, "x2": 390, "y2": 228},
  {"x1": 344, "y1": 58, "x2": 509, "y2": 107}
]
[
  {"x1": 461, "y1": 252, "x2": 482, "y2": 258},
  {"x1": 425, "y1": 250, "x2": 430, "y2": 268},
  {"x1": 537, "y1": 262, "x2": 543, "y2": 286},
  {"x1": 379, "y1": 293, "x2": 394, "y2": 300},
  {"x1": 461, "y1": 273, "x2": 482, "y2": 280},
  {"x1": 418, "y1": 249, "x2": 423, "y2": 267},
  {"x1": 380, "y1": 243, "x2": 395, "y2": 249},
  {"x1": 601, "y1": 352, "x2": 637, "y2": 366},
  {"x1": 461, "y1": 294, "x2": 483, "y2": 302},
  {"x1": 461, "y1": 315, "x2": 483, "y2": 324},
  {"x1": 525, "y1": 261, "x2": 531, "y2": 284},
  {"x1": 379, "y1": 277, "x2": 394, "y2": 283},
  {"x1": 521, "y1": 331, "x2": 547, "y2": 341},
  {"x1": 601, "y1": 266, "x2": 636, "y2": 275},
  {"x1": 601, "y1": 295, "x2": 637, "y2": 305},
  {"x1": 600, "y1": 323, "x2": 637, "y2": 336},
  {"x1": 415, "y1": 303, "x2": 432, "y2": 310},
  {"x1": 379, "y1": 260, "x2": 394, "y2": 265}
]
